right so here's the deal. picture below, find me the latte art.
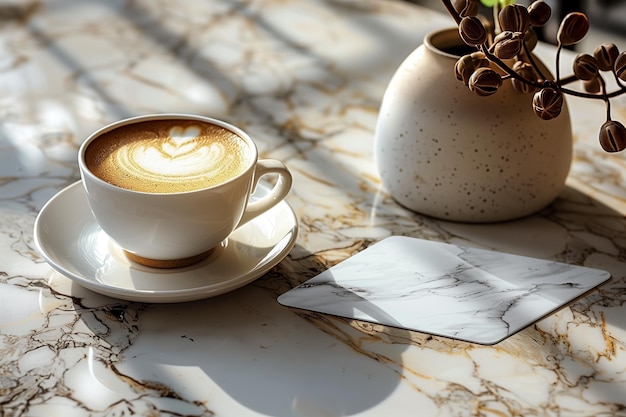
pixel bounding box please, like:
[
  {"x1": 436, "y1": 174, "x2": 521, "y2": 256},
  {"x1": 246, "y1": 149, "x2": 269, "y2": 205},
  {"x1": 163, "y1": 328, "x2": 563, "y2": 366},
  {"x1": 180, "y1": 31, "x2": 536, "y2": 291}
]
[
  {"x1": 85, "y1": 120, "x2": 252, "y2": 193},
  {"x1": 117, "y1": 127, "x2": 238, "y2": 182}
]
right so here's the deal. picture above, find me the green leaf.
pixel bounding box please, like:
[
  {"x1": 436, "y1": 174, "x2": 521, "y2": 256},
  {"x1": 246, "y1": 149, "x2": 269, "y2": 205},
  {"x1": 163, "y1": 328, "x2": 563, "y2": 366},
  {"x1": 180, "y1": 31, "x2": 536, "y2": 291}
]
[{"x1": 480, "y1": 0, "x2": 515, "y2": 6}]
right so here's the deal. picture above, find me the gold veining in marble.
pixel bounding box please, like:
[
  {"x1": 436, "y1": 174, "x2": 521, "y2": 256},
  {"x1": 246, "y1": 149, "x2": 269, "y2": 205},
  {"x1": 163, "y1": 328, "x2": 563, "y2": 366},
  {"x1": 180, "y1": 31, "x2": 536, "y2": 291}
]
[{"x1": 2, "y1": 0, "x2": 626, "y2": 415}]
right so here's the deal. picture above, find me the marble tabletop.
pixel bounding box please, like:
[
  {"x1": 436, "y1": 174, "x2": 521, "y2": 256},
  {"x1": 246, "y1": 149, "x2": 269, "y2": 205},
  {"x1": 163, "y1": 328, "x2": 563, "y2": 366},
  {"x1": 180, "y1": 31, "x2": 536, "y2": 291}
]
[{"x1": 2, "y1": 0, "x2": 626, "y2": 416}]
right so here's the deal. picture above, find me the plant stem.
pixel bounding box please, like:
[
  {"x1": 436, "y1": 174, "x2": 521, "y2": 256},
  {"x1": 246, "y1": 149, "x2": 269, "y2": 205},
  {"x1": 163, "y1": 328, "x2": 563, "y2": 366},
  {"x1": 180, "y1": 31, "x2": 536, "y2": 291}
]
[
  {"x1": 480, "y1": 45, "x2": 543, "y2": 88},
  {"x1": 558, "y1": 74, "x2": 578, "y2": 86},
  {"x1": 438, "y1": 0, "x2": 626, "y2": 101},
  {"x1": 440, "y1": 0, "x2": 462, "y2": 24},
  {"x1": 521, "y1": 40, "x2": 548, "y2": 82},
  {"x1": 613, "y1": 70, "x2": 626, "y2": 89},
  {"x1": 482, "y1": 45, "x2": 626, "y2": 99},
  {"x1": 559, "y1": 83, "x2": 626, "y2": 100},
  {"x1": 600, "y1": 74, "x2": 611, "y2": 121},
  {"x1": 555, "y1": 43, "x2": 562, "y2": 85}
]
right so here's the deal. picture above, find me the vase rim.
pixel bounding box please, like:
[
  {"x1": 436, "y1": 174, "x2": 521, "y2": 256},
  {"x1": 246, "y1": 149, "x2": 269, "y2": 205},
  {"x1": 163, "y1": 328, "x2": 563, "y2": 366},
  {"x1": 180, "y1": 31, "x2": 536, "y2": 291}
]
[{"x1": 424, "y1": 27, "x2": 469, "y2": 59}]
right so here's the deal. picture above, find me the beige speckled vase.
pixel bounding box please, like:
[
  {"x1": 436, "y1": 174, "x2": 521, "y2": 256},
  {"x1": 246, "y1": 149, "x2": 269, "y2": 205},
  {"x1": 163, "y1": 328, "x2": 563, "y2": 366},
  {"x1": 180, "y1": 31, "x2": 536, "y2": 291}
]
[{"x1": 374, "y1": 28, "x2": 572, "y2": 223}]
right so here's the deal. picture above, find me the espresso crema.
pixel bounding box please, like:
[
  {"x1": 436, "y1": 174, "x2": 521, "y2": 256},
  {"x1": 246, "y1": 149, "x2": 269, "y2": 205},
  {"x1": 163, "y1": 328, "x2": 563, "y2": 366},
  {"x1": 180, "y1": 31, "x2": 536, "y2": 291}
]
[{"x1": 85, "y1": 120, "x2": 252, "y2": 193}]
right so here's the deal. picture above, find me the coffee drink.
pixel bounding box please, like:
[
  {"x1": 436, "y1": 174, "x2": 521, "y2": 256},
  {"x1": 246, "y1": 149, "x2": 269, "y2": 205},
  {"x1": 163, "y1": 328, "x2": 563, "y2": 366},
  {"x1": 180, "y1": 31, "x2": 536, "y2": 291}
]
[
  {"x1": 84, "y1": 119, "x2": 252, "y2": 193},
  {"x1": 79, "y1": 114, "x2": 292, "y2": 268}
]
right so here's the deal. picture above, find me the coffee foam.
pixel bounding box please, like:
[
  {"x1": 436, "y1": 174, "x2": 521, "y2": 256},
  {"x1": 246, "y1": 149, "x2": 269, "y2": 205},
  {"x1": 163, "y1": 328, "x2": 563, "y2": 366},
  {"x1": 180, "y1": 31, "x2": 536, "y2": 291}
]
[{"x1": 85, "y1": 120, "x2": 252, "y2": 193}]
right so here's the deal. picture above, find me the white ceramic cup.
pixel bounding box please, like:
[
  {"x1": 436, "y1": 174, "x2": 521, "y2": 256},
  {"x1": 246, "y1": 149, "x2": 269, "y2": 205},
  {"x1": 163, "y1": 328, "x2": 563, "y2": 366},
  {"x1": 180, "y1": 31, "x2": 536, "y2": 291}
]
[{"x1": 78, "y1": 114, "x2": 292, "y2": 268}]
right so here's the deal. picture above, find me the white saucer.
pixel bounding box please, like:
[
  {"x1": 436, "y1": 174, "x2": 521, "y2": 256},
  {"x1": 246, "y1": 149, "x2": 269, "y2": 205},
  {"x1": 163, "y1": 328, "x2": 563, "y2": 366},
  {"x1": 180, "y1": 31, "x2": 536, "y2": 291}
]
[{"x1": 34, "y1": 181, "x2": 298, "y2": 303}]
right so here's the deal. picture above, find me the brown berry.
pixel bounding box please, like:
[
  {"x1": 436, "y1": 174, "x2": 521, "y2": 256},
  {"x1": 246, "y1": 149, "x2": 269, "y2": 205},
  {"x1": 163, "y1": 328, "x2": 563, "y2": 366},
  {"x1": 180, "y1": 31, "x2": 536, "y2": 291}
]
[
  {"x1": 454, "y1": 52, "x2": 490, "y2": 86},
  {"x1": 468, "y1": 67, "x2": 502, "y2": 96},
  {"x1": 470, "y1": 51, "x2": 490, "y2": 68},
  {"x1": 573, "y1": 54, "x2": 599, "y2": 81},
  {"x1": 557, "y1": 12, "x2": 589, "y2": 46},
  {"x1": 599, "y1": 120, "x2": 626, "y2": 152},
  {"x1": 459, "y1": 16, "x2": 488, "y2": 46},
  {"x1": 583, "y1": 76, "x2": 601, "y2": 94},
  {"x1": 512, "y1": 61, "x2": 538, "y2": 94},
  {"x1": 453, "y1": 0, "x2": 480, "y2": 17},
  {"x1": 594, "y1": 43, "x2": 619, "y2": 72},
  {"x1": 499, "y1": 4, "x2": 530, "y2": 33},
  {"x1": 532, "y1": 88, "x2": 563, "y2": 120},
  {"x1": 493, "y1": 31, "x2": 523, "y2": 60},
  {"x1": 614, "y1": 51, "x2": 626, "y2": 81},
  {"x1": 528, "y1": 1, "x2": 551, "y2": 27},
  {"x1": 455, "y1": 55, "x2": 476, "y2": 86}
]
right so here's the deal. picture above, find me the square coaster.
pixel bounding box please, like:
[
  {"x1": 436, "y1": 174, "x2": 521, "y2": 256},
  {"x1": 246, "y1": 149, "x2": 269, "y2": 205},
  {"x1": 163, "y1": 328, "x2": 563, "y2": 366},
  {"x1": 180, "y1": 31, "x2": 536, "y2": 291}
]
[{"x1": 278, "y1": 236, "x2": 611, "y2": 344}]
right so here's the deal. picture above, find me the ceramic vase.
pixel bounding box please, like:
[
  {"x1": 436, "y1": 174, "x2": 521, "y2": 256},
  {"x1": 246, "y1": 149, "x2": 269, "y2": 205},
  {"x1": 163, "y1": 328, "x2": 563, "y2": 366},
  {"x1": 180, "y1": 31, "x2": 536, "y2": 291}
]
[{"x1": 374, "y1": 28, "x2": 573, "y2": 223}]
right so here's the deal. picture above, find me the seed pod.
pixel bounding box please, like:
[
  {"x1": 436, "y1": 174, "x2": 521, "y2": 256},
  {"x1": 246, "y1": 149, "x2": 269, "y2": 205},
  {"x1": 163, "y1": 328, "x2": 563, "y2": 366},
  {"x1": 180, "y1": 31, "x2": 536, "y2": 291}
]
[
  {"x1": 557, "y1": 12, "x2": 589, "y2": 46},
  {"x1": 599, "y1": 120, "x2": 626, "y2": 152},
  {"x1": 594, "y1": 43, "x2": 619, "y2": 72},
  {"x1": 524, "y1": 28, "x2": 538, "y2": 51},
  {"x1": 493, "y1": 31, "x2": 523, "y2": 60},
  {"x1": 454, "y1": 55, "x2": 476, "y2": 86},
  {"x1": 470, "y1": 51, "x2": 490, "y2": 68},
  {"x1": 583, "y1": 76, "x2": 601, "y2": 94},
  {"x1": 528, "y1": 1, "x2": 551, "y2": 27},
  {"x1": 459, "y1": 16, "x2": 488, "y2": 46},
  {"x1": 532, "y1": 87, "x2": 563, "y2": 120},
  {"x1": 452, "y1": 0, "x2": 479, "y2": 17},
  {"x1": 511, "y1": 61, "x2": 538, "y2": 94},
  {"x1": 468, "y1": 67, "x2": 502, "y2": 96},
  {"x1": 573, "y1": 54, "x2": 599, "y2": 81},
  {"x1": 499, "y1": 4, "x2": 530, "y2": 33},
  {"x1": 615, "y1": 51, "x2": 626, "y2": 81},
  {"x1": 454, "y1": 52, "x2": 491, "y2": 86}
]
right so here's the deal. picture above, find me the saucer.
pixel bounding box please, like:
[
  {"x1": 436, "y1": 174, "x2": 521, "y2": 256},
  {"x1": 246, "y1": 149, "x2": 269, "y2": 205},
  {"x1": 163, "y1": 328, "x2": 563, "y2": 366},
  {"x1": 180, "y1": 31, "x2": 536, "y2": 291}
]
[{"x1": 34, "y1": 181, "x2": 298, "y2": 303}]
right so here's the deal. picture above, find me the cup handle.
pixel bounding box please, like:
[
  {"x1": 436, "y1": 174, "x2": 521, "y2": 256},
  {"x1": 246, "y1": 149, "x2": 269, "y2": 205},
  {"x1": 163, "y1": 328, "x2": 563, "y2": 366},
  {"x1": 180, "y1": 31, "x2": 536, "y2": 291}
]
[{"x1": 238, "y1": 159, "x2": 293, "y2": 226}]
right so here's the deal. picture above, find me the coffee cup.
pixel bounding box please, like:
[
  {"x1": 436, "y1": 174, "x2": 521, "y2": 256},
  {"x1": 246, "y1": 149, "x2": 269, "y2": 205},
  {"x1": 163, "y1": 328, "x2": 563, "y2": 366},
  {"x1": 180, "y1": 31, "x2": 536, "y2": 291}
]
[{"x1": 78, "y1": 114, "x2": 293, "y2": 268}]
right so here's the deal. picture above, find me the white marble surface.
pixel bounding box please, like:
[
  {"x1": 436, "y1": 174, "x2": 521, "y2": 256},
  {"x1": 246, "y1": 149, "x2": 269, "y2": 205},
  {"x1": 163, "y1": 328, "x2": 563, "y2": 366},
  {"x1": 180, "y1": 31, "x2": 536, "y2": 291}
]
[
  {"x1": 279, "y1": 236, "x2": 610, "y2": 345},
  {"x1": 2, "y1": 0, "x2": 626, "y2": 416}
]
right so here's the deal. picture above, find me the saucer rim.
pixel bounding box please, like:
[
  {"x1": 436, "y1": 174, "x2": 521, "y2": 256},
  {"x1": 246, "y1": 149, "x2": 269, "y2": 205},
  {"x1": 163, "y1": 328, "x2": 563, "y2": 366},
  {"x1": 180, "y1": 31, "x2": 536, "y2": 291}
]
[{"x1": 34, "y1": 181, "x2": 298, "y2": 303}]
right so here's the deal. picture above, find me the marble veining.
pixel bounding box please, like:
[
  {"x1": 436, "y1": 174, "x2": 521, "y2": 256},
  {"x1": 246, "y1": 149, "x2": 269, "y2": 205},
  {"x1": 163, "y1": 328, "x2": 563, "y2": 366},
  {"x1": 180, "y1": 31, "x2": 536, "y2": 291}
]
[
  {"x1": 279, "y1": 236, "x2": 611, "y2": 344},
  {"x1": 2, "y1": 0, "x2": 626, "y2": 416}
]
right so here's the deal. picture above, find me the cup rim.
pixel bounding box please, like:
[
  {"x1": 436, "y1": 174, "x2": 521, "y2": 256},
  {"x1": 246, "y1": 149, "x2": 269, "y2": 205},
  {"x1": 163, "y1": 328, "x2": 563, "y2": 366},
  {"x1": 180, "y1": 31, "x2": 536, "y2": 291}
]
[{"x1": 78, "y1": 113, "x2": 259, "y2": 195}]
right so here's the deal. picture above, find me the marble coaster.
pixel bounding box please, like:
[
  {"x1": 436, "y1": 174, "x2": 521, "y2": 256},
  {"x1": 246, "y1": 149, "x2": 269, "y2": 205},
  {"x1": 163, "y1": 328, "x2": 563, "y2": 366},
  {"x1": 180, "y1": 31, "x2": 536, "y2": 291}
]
[{"x1": 278, "y1": 236, "x2": 611, "y2": 345}]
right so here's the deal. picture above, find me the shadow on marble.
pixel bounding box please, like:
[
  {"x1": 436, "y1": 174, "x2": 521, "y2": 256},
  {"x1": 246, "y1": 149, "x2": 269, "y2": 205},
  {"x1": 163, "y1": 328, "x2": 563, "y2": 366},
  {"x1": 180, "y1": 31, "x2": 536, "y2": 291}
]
[
  {"x1": 0, "y1": 130, "x2": 78, "y2": 214},
  {"x1": 422, "y1": 185, "x2": 626, "y2": 338},
  {"x1": 66, "y1": 244, "x2": 411, "y2": 416},
  {"x1": 13, "y1": 0, "x2": 449, "y2": 134},
  {"x1": 50, "y1": 185, "x2": 626, "y2": 414},
  {"x1": 25, "y1": 22, "x2": 135, "y2": 121},
  {"x1": 278, "y1": 236, "x2": 611, "y2": 345}
]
